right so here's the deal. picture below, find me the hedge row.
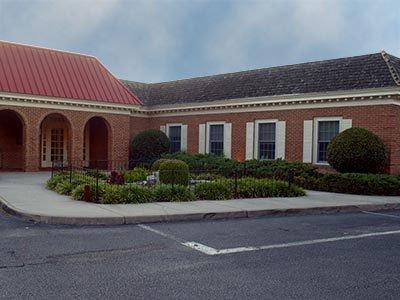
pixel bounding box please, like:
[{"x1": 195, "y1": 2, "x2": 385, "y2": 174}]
[
  {"x1": 48, "y1": 174, "x2": 195, "y2": 204},
  {"x1": 295, "y1": 173, "x2": 400, "y2": 196},
  {"x1": 48, "y1": 174, "x2": 305, "y2": 204},
  {"x1": 162, "y1": 152, "x2": 318, "y2": 179},
  {"x1": 195, "y1": 178, "x2": 305, "y2": 200}
]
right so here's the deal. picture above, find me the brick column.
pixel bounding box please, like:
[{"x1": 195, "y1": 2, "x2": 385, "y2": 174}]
[
  {"x1": 70, "y1": 120, "x2": 85, "y2": 166},
  {"x1": 109, "y1": 115, "x2": 130, "y2": 164},
  {"x1": 24, "y1": 117, "x2": 40, "y2": 171}
]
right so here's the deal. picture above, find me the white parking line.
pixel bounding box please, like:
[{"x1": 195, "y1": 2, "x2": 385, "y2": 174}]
[
  {"x1": 138, "y1": 224, "x2": 400, "y2": 256},
  {"x1": 184, "y1": 229, "x2": 400, "y2": 255},
  {"x1": 362, "y1": 211, "x2": 400, "y2": 219},
  {"x1": 137, "y1": 224, "x2": 184, "y2": 243}
]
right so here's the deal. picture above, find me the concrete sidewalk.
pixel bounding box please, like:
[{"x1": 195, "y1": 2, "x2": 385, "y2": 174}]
[{"x1": 1, "y1": 172, "x2": 400, "y2": 225}]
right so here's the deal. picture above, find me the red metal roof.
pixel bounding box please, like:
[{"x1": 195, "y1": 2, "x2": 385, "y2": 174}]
[{"x1": 0, "y1": 41, "x2": 142, "y2": 105}]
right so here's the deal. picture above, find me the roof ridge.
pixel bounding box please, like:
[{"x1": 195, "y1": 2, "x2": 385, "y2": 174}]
[
  {"x1": 380, "y1": 50, "x2": 400, "y2": 86},
  {"x1": 127, "y1": 52, "x2": 383, "y2": 86},
  {"x1": 0, "y1": 40, "x2": 97, "y2": 59}
]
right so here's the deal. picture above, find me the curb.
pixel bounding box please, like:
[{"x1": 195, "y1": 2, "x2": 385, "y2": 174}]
[{"x1": 1, "y1": 196, "x2": 400, "y2": 226}]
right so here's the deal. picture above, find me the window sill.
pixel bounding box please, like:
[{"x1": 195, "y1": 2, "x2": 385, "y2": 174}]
[{"x1": 313, "y1": 162, "x2": 330, "y2": 166}]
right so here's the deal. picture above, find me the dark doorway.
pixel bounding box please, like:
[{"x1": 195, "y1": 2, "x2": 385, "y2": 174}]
[{"x1": 0, "y1": 110, "x2": 25, "y2": 170}]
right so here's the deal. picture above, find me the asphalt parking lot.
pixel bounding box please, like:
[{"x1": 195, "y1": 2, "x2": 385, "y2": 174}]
[{"x1": 1, "y1": 209, "x2": 400, "y2": 299}]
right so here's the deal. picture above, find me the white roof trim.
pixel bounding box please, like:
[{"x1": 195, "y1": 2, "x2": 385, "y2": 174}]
[{"x1": 0, "y1": 87, "x2": 399, "y2": 117}]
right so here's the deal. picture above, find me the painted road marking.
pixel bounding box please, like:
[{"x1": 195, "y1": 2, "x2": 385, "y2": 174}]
[
  {"x1": 362, "y1": 211, "x2": 400, "y2": 219},
  {"x1": 137, "y1": 224, "x2": 185, "y2": 243},
  {"x1": 138, "y1": 224, "x2": 400, "y2": 256},
  {"x1": 183, "y1": 229, "x2": 400, "y2": 255}
]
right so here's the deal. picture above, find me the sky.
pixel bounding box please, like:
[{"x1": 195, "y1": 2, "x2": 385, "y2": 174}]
[{"x1": 0, "y1": 0, "x2": 399, "y2": 83}]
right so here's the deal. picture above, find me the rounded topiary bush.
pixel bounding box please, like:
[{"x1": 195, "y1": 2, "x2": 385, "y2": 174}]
[
  {"x1": 327, "y1": 127, "x2": 387, "y2": 173},
  {"x1": 131, "y1": 129, "x2": 170, "y2": 161},
  {"x1": 159, "y1": 159, "x2": 189, "y2": 186},
  {"x1": 151, "y1": 158, "x2": 171, "y2": 171}
]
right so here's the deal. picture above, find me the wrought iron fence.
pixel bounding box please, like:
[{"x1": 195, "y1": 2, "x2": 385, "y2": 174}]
[{"x1": 51, "y1": 159, "x2": 295, "y2": 201}]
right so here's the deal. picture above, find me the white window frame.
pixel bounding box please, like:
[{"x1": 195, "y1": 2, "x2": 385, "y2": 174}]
[
  {"x1": 166, "y1": 123, "x2": 185, "y2": 152},
  {"x1": 206, "y1": 121, "x2": 225, "y2": 155},
  {"x1": 41, "y1": 120, "x2": 69, "y2": 168},
  {"x1": 254, "y1": 119, "x2": 278, "y2": 160},
  {"x1": 313, "y1": 117, "x2": 342, "y2": 165}
]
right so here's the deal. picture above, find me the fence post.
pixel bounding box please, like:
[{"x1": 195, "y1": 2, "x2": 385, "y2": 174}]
[
  {"x1": 69, "y1": 164, "x2": 72, "y2": 183},
  {"x1": 234, "y1": 171, "x2": 238, "y2": 199},
  {"x1": 51, "y1": 160, "x2": 54, "y2": 178},
  {"x1": 95, "y1": 168, "x2": 99, "y2": 203},
  {"x1": 287, "y1": 169, "x2": 294, "y2": 188}
]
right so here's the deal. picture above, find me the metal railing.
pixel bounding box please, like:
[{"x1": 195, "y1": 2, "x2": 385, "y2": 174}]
[{"x1": 51, "y1": 159, "x2": 295, "y2": 202}]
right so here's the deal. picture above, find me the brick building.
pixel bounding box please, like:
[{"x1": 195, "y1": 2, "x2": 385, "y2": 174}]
[{"x1": 0, "y1": 41, "x2": 399, "y2": 174}]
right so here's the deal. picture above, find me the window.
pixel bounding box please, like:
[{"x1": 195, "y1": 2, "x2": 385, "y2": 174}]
[
  {"x1": 317, "y1": 121, "x2": 339, "y2": 163},
  {"x1": 42, "y1": 133, "x2": 47, "y2": 161},
  {"x1": 209, "y1": 124, "x2": 224, "y2": 155},
  {"x1": 50, "y1": 128, "x2": 64, "y2": 162},
  {"x1": 168, "y1": 125, "x2": 181, "y2": 153},
  {"x1": 258, "y1": 123, "x2": 276, "y2": 160}
]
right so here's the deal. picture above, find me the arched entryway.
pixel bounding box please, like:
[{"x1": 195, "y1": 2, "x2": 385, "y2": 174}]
[
  {"x1": 83, "y1": 117, "x2": 110, "y2": 169},
  {"x1": 0, "y1": 110, "x2": 25, "y2": 170},
  {"x1": 40, "y1": 113, "x2": 71, "y2": 168}
]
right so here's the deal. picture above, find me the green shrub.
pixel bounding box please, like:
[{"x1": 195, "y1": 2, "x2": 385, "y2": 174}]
[
  {"x1": 46, "y1": 174, "x2": 66, "y2": 190},
  {"x1": 71, "y1": 184, "x2": 86, "y2": 201},
  {"x1": 131, "y1": 129, "x2": 170, "y2": 161},
  {"x1": 191, "y1": 173, "x2": 224, "y2": 181},
  {"x1": 327, "y1": 127, "x2": 387, "y2": 173},
  {"x1": 71, "y1": 182, "x2": 107, "y2": 202},
  {"x1": 100, "y1": 184, "x2": 154, "y2": 204},
  {"x1": 159, "y1": 159, "x2": 189, "y2": 186},
  {"x1": 123, "y1": 167, "x2": 149, "y2": 183},
  {"x1": 48, "y1": 173, "x2": 96, "y2": 196},
  {"x1": 296, "y1": 173, "x2": 400, "y2": 196},
  {"x1": 194, "y1": 178, "x2": 304, "y2": 199},
  {"x1": 236, "y1": 177, "x2": 305, "y2": 198},
  {"x1": 85, "y1": 169, "x2": 108, "y2": 180},
  {"x1": 47, "y1": 172, "x2": 97, "y2": 190},
  {"x1": 237, "y1": 159, "x2": 318, "y2": 179},
  {"x1": 54, "y1": 181, "x2": 75, "y2": 195},
  {"x1": 152, "y1": 184, "x2": 195, "y2": 202},
  {"x1": 151, "y1": 159, "x2": 171, "y2": 171},
  {"x1": 163, "y1": 152, "x2": 238, "y2": 175},
  {"x1": 101, "y1": 184, "x2": 125, "y2": 204},
  {"x1": 123, "y1": 185, "x2": 154, "y2": 204},
  {"x1": 194, "y1": 180, "x2": 233, "y2": 200},
  {"x1": 163, "y1": 153, "x2": 317, "y2": 179}
]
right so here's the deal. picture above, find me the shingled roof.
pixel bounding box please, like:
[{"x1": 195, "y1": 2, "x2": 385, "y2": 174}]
[
  {"x1": 0, "y1": 41, "x2": 142, "y2": 105},
  {"x1": 122, "y1": 52, "x2": 400, "y2": 107}
]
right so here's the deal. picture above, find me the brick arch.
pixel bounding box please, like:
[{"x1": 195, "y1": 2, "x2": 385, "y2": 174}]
[
  {"x1": 39, "y1": 112, "x2": 73, "y2": 168},
  {"x1": 0, "y1": 109, "x2": 27, "y2": 170},
  {"x1": 83, "y1": 116, "x2": 112, "y2": 169}
]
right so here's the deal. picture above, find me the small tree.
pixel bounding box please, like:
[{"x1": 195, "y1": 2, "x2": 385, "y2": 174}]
[
  {"x1": 131, "y1": 129, "x2": 170, "y2": 162},
  {"x1": 327, "y1": 127, "x2": 387, "y2": 173},
  {"x1": 159, "y1": 159, "x2": 189, "y2": 186}
]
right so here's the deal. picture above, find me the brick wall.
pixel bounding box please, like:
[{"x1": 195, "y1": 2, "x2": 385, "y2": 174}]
[
  {"x1": 146, "y1": 104, "x2": 400, "y2": 175},
  {"x1": 0, "y1": 105, "x2": 131, "y2": 171},
  {"x1": 1, "y1": 102, "x2": 399, "y2": 175}
]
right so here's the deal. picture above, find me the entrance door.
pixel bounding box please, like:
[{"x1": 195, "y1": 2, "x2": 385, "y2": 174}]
[
  {"x1": 0, "y1": 110, "x2": 25, "y2": 170},
  {"x1": 40, "y1": 115, "x2": 69, "y2": 168}
]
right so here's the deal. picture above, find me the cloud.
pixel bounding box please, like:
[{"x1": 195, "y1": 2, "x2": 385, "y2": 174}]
[
  {"x1": 0, "y1": 0, "x2": 118, "y2": 47},
  {"x1": 0, "y1": 0, "x2": 399, "y2": 82},
  {"x1": 95, "y1": 0, "x2": 200, "y2": 82},
  {"x1": 202, "y1": 0, "x2": 399, "y2": 74}
]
